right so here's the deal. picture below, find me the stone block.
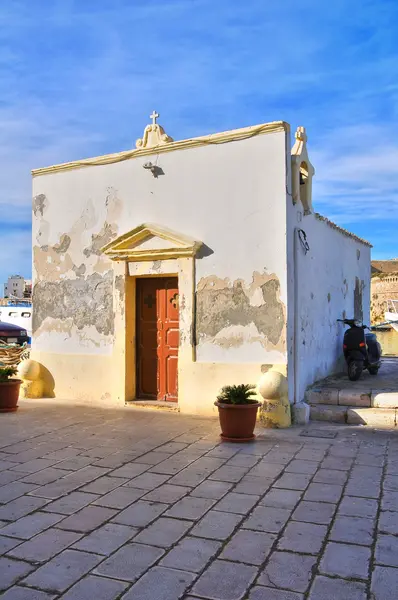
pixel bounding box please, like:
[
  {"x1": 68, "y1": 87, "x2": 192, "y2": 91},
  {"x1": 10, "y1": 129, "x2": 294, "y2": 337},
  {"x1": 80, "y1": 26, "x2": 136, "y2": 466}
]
[
  {"x1": 54, "y1": 574, "x2": 128, "y2": 600},
  {"x1": 22, "y1": 549, "x2": 102, "y2": 593},
  {"x1": 310, "y1": 404, "x2": 346, "y2": 423},
  {"x1": 93, "y1": 486, "x2": 145, "y2": 509},
  {"x1": 330, "y1": 515, "x2": 374, "y2": 545},
  {"x1": 0, "y1": 535, "x2": 24, "y2": 556},
  {"x1": 123, "y1": 472, "x2": 170, "y2": 490},
  {"x1": 234, "y1": 476, "x2": 274, "y2": 496},
  {"x1": 0, "y1": 558, "x2": 34, "y2": 592},
  {"x1": 313, "y1": 468, "x2": 348, "y2": 485},
  {"x1": 165, "y1": 495, "x2": 216, "y2": 520},
  {"x1": 191, "y1": 509, "x2": 243, "y2": 540},
  {"x1": 381, "y1": 490, "x2": 398, "y2": 512},
  {"x1": 192, "y1": 559, "x2": 258, "y2": 600},
  {"x1": 42, "y1": 491, "x2": 99, "y2": 515},
  {"x1": 273, "y1": 473, "x2": 312, "y2": 491},
  {"x1": 304, "y1": 482, "x2": 343, "y2": 503},
  {"x1": 57, "y1": 505, "x2": 117, "y2": 533},
  {"x1": 81, "y1": 476, "x2": 129, "y2": 495},
  {"x1": 142, "y1": 483, "x2": 191, "y2": 503},
  {"x1": 133, "y1": 517, "x2": 192, "y2": 548},
  {"x1": 338, "y1": 389, "x2": 371, "y2": 407},
  {"x1": 0, "y1": 482, "x2": 37, "y2": 504},
  {"x1": 338, "y1": 495, "x2": 378, "y2": 518},
  {"x1": 248, "y1": 588, "x2": 304, "y2": 600},
  {"x1": 0, "y1": 587, "x2": 55, "y2": 600},
  {"x1": 94, "y1": 543, "x2": 164, "y2": 582},
  {"x1": 209, "y1": 465, "x2": 249, "y2": 483},
  {"x1": 308, "y1": 575, "x2": 366, "y2": 600},
  {"x1": 160, "y1": 536, "x2": 221, "y2": 572},
  {"x1": 278, "y1": 521, "x2": 327, "y2": 554},
  {"x1": 8, "y1": 528, "x2": 82, "y2": 563},
  {"x1": 372, "y1": 391, "x2": 398, "y2": 408},
  {"x1": 0, "y1": 495, "x2": 49, "y2": 521},
  {"x1": 258, "y1": 551, "x2": 316, "y2": 593},
  {"x1": 292, "y1": 500, "x2": 336, "y2": 525},
  {"x1": 260, "y1": 488, "x2": 302, "y2": 509},
  {"x1": 220, "y1": 530, "x2": 275, "y2": 565},
  {"x1": 285, "y1": 459, "x2": 318, "y2": 476},
  {"x1": 375, "y1": 534, "x2": 398, "y2": 567},
  {"x1": 191, "y1": 480, "x2": 233, "y2": 499},
  {"x1": 319, "y1": 542, "x2": 370, "y2": 580},
  {"x1": 292, "y1": 402, "x2": 310, "y2": 424},
  {"x1": 0, "y1": 511, "x2": 63, "y2": 539},
  {"x1": 214, "y1": 491, "x2": 259, "y2": 515},
  {"x1": 112, "y1": 500, "x2": 168, "y2": 527},
  {"x1": 306, "y1": 388, "x2": 339, "y2": 405},
  {"x1": 72, "y1": 523, "x2": 138, "y2": 555},
  {"x1": 122, "y1": 566, "x2": 195, "y2": 600},
  {"x1": 371, "y1": 566, "x2": 398, "y2": 600},
  {"x1": 243, "y1": 506, "x2": 291, "y2": 534},
  {"x1": 347, "y1": 408, "x2": 396, "y2": 427}
]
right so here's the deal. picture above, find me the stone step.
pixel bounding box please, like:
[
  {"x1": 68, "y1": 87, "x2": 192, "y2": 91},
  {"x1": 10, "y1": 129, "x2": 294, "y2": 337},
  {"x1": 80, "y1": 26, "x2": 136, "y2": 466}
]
[
  {"x1": 310, "y1": 404, "x2": 397, "y2": 427},
  {"x1": 125, "y1": 400, "x2": 179, "y2": 412},
  {"x1": 306, "y1": 388, "x2": 398, "y2": 408}
]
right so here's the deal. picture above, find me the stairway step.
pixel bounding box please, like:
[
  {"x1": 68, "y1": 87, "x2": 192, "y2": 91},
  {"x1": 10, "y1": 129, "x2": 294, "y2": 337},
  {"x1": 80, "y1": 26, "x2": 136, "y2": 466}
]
[
  {"x1": 307, "y1": 388, "x2": 398, "y2": 408},
  {"x1": 310, "y1": 404, "x2": 397, "y2": 428}
]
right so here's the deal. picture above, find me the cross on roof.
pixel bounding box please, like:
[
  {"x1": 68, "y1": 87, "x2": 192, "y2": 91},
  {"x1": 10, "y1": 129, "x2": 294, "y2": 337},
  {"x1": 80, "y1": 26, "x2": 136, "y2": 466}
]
[{"x1": 150, "y1": 110, "x2": 159, "y2": 126}]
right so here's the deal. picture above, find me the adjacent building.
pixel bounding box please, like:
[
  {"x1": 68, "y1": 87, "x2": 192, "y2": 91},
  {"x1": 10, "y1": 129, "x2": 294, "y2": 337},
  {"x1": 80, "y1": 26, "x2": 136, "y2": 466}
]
[
  {"x1": 3, "y1": 275, "x2": 32, "y2": 299},
  {"x1": 371, "y1": 260, "x2": 398, "y2": 324},
  {"x1": 31, "y1": 115, "x2": 371, "y2": 414}
]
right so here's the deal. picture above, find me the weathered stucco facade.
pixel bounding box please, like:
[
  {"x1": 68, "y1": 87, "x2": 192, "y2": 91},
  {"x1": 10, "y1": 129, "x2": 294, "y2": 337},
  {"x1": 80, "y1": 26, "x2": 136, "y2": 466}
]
[{"x1": 31, "y1": 117, "x2": 371, "y2": 415}]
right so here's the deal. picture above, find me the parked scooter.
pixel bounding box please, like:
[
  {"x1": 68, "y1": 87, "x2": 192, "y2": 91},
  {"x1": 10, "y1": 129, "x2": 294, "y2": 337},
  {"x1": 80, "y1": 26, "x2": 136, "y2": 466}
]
[{"x1": 337, "y1": 319, "x2": 382, "y2": 381}]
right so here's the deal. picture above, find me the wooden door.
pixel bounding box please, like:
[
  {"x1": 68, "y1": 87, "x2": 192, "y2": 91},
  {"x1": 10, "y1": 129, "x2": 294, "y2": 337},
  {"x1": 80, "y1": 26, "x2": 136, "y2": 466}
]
[{"x1": 136, "y1": 277, "x2": 179, "y2": 402}]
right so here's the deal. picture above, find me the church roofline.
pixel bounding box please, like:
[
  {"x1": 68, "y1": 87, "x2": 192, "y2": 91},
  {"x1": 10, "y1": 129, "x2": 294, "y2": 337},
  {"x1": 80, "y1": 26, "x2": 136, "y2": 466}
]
[
  {"x1": 31, "y1": 120, "x2": 289, "y2": 177},
  {"x1": 314, "y1": 213, "x2": 372, "y2": 248}
]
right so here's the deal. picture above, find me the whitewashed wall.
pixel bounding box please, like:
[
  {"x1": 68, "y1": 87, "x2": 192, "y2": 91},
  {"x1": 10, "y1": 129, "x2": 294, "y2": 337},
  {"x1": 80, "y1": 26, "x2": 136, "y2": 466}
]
[
  {"x1": 32, "y1": 128, "x2": 288, "y2": 365},
  {"x1": 286, "y1": 200, "x2": 371, "y2": 403}
]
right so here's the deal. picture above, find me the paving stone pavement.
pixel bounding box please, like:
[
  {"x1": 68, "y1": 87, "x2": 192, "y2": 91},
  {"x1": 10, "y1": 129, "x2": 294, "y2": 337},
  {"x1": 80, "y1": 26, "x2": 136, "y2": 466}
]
[{"x1": 1, "y1": 400, "x2": 398, "y2": 599}]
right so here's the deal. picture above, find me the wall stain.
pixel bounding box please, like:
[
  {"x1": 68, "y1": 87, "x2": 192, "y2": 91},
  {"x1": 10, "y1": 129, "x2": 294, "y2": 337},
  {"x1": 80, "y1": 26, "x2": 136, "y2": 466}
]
[
  {"x1": 115, "y1": 275, "x2": 125, "y2": 304},
  {"x1": 84, "y1": 222, "x2": 118, "y2": 258},
  {"x1": 54, "y1": 234, "x2": 71, "y2": 254},
  {"x1": 354, "y1": 277, "x2": 364, "y2": 321},
  {"x1": 196, "y1": 272, "x2": 285, "y2": 348},
  {"x1": 73, "y1": 264, "x2": 86, "y2": 277},
  {"x1": 33, "y1": 194, "x2": 48, "y2": 217},
  {"x1": 33, "y1": 271, "x2": 114, "y2": 336}
]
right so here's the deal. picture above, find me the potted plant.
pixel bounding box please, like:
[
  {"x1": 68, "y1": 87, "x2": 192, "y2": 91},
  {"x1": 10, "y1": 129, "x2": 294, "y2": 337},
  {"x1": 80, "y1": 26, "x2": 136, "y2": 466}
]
[
  {"x1": 0, "y1": 367, "x2": 21, "y2": 413},
  {"x1": 215, "y1": 384, "x2": 262, "y2": 442}
]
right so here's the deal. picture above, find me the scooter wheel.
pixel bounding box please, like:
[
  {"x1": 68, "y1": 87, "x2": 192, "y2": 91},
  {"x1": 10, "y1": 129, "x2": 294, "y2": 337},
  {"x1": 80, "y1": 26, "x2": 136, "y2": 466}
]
[
  {"x1": 348, "y1": 361, "x2": 363, "y2": 381},
  {"x1": 369, "y1": 367, "x2": 379, "y2": 375}
]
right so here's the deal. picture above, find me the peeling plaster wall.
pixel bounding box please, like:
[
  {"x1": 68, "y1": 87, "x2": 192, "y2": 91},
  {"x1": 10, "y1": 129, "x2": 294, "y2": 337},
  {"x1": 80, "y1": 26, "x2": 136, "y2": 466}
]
[
  {"x1": 286, "y1": 195, "x2": 371, "y2": 403},
  {"x1": 32, "y1": 129, "x2": 289, "y2": 407}
]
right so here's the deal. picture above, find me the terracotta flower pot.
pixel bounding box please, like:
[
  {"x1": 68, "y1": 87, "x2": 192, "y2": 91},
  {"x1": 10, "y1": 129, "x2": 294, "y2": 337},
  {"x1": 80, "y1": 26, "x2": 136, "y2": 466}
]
[
  {"x1": 214, "y1": 400, "x2": 262, "y2": 442},
  {"x1": 0, "y1": 379, "x2": 22, "y2": 413}
]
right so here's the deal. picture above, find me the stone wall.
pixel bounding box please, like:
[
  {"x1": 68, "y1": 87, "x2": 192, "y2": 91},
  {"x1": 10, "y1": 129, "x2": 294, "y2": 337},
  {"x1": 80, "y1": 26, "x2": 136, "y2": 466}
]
[{"x1": 371, "y1": 273, "x2": 398, "y2": 323}]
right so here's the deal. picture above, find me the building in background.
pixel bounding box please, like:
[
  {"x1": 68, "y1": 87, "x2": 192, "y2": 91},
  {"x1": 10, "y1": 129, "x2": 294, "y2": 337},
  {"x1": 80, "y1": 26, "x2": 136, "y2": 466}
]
[
  {"x1": 31, "y1": 115, "x2": 371, "y2": 414},
  {"x1": 371, "y1": 260, "x2": 398, "y2": 324},
  {"x1": 3, "y1": 275, "x2": 32, "y2": 299}
]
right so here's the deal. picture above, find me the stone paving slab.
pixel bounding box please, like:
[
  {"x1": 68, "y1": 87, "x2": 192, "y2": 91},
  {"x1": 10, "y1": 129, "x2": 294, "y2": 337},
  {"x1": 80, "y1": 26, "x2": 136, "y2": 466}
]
[{"x1": 0, "y1": 399, "x2": 398, "y2": 599}]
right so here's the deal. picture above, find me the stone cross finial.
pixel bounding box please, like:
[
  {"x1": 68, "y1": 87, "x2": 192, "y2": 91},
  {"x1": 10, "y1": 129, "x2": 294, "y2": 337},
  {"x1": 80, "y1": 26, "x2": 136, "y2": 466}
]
[
  {"x1": 150, "y1": 110, "x2": 159, "y2": 126},
  {"x1": 136, "y1": 111, "x2": 174, "y2": 149},
  {"x1": 295, "y1": 126, "x2": 307, "y2": 143}
]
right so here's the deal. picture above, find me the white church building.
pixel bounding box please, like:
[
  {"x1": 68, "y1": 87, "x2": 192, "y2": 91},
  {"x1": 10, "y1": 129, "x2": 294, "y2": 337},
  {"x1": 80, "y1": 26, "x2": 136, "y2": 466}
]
[{"x1": 30, "y1": 113, "x2": 371, "y2": 415}]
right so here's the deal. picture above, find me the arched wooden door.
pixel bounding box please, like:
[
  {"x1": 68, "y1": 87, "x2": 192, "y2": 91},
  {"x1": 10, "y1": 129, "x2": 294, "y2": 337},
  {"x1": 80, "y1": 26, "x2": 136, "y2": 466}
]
[{"x1": 136, "y1": 277, "x2": 179, "y2": 402}]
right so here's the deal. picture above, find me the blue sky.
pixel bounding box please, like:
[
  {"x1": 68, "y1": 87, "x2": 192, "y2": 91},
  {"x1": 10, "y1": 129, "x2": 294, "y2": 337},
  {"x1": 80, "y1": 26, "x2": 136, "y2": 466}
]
[{"x1": 1, "y1": 0, "x2": 397, "y2": 286}]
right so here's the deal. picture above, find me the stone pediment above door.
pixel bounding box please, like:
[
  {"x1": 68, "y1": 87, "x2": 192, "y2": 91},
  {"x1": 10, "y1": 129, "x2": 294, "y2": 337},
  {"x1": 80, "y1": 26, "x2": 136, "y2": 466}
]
[{"x1": 101, "y1": 223, "x2": 203, "y2": 261}]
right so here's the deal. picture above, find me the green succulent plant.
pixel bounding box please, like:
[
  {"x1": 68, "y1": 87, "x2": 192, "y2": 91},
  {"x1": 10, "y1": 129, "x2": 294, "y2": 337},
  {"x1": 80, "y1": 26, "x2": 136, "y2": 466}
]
[
  {"x1": 0, "y1": 367, "x2": 17, "y2": 382},
  {"x1": 217, "y1": 384, "x2": 258, "y2": 405}
]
